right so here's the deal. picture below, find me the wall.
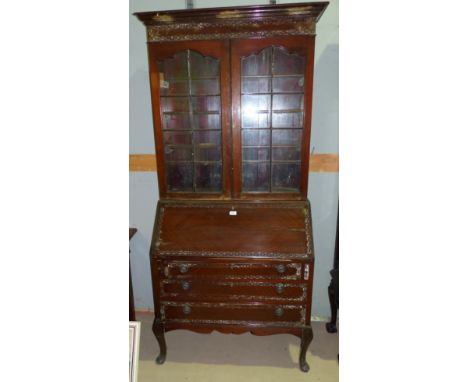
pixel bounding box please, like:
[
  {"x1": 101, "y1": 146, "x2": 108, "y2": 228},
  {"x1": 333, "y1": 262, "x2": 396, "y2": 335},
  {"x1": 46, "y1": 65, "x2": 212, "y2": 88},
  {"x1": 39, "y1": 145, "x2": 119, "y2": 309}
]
[{"x1": 129, "y1": 0, "x2": 338, "y2": 319}]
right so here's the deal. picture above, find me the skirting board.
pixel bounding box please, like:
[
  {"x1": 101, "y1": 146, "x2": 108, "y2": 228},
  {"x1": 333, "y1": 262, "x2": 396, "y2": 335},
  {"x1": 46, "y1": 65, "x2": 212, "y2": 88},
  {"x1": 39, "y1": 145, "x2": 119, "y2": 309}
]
[{"x1": 129, "y1": 154, "x2": 339, "y2": 172}]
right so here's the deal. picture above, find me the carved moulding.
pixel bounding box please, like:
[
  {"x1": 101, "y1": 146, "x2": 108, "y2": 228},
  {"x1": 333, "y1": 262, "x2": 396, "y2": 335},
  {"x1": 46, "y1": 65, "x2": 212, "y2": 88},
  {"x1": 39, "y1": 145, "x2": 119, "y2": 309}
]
[
  {"x1": 160, "y1": 301, "x2": 306, "y2": 325},
  {"x1": 157, "y1": 250, "x2": 310, "y2": 259},
  {"x1": 146, "y1": 18, "x2": 315, "y2": 42},
  {"x1": 162, "y1": 261, "x2": 303, "y2": 277},
  {"x1": 160, "y1": 280, "x2": 308, "y2": 302}
]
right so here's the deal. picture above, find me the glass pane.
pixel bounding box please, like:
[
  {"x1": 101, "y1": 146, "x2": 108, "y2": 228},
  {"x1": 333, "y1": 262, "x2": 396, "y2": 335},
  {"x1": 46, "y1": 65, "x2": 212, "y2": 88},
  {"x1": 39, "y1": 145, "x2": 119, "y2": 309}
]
[
  {"x1": 242, "y1": 77, "x2": 270, "y2": 94},
  {"x1": 195, "y1": 163, "x2": 222, "y2": 192},
  {"x1": 242, "y1": 129, "x2": 270, "y2": 146},
  {"x1": 163, "y1": 131, "x2": 192, "y2": 145},
  {"x1": 272, "y1": 76, "x2": 304, "y2": 93},
  {"x1": 242, "y1": 112, "x2": 269, "y2": 129},
  {"x1": 158, "y1": 50, "x2": 223, "y2": 194},
  {"x1": 189, "y1": 52, "x2": 219, "y2": 78},
  {"x1": 192, "y1": 96, "x2": 220, "y2": 112},
  {"x1": 165, "y1": 146, "x2": 192, "y2": 161},
  {"x1": 192, "y1": 114, "x2": 220, "y2": 130},
  {"x1": 243, "y1": 147, "x2": 270, "y2": 161},
  {"x1": 242, "y1": 95, "x2": 271, "y2": 112},
  {"x1": 193, "y1": 130, "x2": 221, "y2": 146},
  {"x1": 242, "y1": 162, "x2": 270, "y2": 192},
  {"x1": 242, "y1": 48, "x2": 271, "y2": 76},
  {"x1": 158, "y1": 52, "x2": 188, "y2": 79},
  {"x1": 194, "y1": 146, "x2": 221, "y2": 161},
  {"x1": 272, "y1": 129, "x2": 302, "y2": 146},
  {"x1": 272, "y1": 47, "x2": 305, "y2": 75},
  {"x1": 163, "y1": 114, "x2": 191, "y2": 130},
  {"x1": 240, "y1": 45, "x2": 307, "y2": 194},
  {"x1": 272, "y1": 147, "x2": 301, "y2": 161},
  {"x1": 272, "y1": 163, "x2": 301, "y2": 192},
  {"x1": 161, "y1": 96, "x2": 190, "y2": 113},
  {"x1": 166, "y1": 163, "x2": 193, "y2": 192},
  {"x1": 160, "y1": 79, "x2": 189, "y2": 96},
  {"x1": 272, "y1": 94, "x2": 303, "y2": 111},
  {"x1": 272, "y1": 112, "x2": 303, "y2": 129},
  {"x1": 191, "y1": 79, "x2": 219, "y2": 95}
]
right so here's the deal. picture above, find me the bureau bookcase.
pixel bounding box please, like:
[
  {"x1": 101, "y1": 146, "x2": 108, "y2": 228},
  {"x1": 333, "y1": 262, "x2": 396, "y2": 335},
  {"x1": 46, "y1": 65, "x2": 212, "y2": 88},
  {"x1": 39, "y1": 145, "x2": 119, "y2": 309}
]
[{"x1": 135, "y1": 2, "x2": 328, "y2": 372}]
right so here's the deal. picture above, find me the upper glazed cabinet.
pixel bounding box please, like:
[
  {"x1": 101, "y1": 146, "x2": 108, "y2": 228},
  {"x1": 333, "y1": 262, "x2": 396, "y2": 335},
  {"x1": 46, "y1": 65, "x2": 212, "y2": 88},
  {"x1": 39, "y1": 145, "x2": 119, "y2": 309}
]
[{"x1": 136, "y1": 2, "x2": 328, "y2": 200}]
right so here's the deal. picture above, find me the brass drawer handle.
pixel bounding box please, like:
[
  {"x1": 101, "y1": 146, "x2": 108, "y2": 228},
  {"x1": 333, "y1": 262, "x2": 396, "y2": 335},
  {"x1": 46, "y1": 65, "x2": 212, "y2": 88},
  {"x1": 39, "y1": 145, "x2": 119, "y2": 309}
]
[
  {"x1": 274, "y1": 307, "x2": 284, "y2": 317},
  {"x1": 179, "y1": 265, "x2": 189, "y2": 274},
  {"x1": 275, "y1": 283, "x2": 285, "y2": 294},
  {"x1": 275, "y1": 264, "x2": 286, "y2": 274},
  {"x1": 182, "y1": 305, "x2": 191, "y2": 315},
  {"x1": 181, "y1": 281, "x2": 190, "y2": 291}
]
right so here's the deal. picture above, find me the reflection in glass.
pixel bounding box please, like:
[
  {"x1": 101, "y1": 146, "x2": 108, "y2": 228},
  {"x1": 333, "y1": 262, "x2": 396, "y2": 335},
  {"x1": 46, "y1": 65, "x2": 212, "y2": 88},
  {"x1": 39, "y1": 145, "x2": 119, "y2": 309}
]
[
  {"x1": 272, "y1": 163, "x2": 301, "y2": 192},
  {"x1": 242, "y1": 162, "x2": 270, "y2": 192},
  {"x1": 166, "y1": 163, "x2": 193, "y2": 192},
  {"x1": 195, "y1": 163, "x2": 222, "y2": 192}
]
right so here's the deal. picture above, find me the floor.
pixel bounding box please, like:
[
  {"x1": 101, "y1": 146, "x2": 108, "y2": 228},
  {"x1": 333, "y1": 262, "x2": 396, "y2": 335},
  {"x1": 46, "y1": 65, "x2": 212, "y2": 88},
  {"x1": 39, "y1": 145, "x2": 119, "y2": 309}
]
[{"x1": 136, "y1": 313, "x2": 339, "y2": 382}]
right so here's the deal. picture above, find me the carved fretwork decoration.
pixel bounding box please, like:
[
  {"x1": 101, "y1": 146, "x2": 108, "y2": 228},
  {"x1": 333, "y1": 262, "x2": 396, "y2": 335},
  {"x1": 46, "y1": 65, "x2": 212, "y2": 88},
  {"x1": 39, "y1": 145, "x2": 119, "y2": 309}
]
[
  {"x1": 135, "y1": 3, "x2": 328, "y2": 42},
  {"x1": 146, "y1": 19, "x2": 315, "y2": 42}
]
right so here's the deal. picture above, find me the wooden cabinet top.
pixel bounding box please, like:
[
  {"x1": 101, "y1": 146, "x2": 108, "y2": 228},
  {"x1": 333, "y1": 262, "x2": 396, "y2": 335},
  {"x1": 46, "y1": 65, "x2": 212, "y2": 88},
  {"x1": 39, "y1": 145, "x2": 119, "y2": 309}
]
[{"x1": 134, "y1": 2, "x2": 329, "y2": 42}]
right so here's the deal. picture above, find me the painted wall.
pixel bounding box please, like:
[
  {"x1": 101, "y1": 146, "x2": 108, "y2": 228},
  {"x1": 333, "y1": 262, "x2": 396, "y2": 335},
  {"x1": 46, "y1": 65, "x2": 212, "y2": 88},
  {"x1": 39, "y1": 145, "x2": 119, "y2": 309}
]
[{"x1": 130, "y1": 0, "x2": 338, "y2": 319}]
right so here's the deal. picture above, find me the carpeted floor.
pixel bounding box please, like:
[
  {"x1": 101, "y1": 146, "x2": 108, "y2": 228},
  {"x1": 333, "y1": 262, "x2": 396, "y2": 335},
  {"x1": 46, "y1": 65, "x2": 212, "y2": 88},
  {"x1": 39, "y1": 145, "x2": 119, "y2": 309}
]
[{"x1": 136, "y1": 312, "x2": 339, "y2": 382}]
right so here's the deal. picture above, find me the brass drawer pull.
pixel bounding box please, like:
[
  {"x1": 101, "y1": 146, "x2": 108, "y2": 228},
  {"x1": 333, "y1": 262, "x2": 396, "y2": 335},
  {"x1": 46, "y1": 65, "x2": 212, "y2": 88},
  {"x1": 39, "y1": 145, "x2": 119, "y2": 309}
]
[
  {"x1": 275, "y1": 283, "x2": 285, "y2": 294},
  {"x1": 179, "y1": 265, "x2": 189, "y2": 274},
  {"x1": 274, "y1": 307, "x2": 284, "y2": 317},
  {"x1": 275, "y1": 264, "x2": 286, "y2": 274},
  {"x1": 182, "y1": 305, "x2": 191, "y2": 315},
  {"x1": 181, "y1": 281, "x2": 190, "y2": 291}
]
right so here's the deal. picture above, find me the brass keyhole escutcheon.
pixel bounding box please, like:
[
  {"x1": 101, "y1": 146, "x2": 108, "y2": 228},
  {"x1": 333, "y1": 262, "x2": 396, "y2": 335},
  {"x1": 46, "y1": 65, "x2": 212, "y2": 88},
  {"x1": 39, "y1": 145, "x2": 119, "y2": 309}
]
[
  {"x1": 276, "y1": 264, "x2": 286, "y2": 274},
  {"x1": 275, "y1": 283, "x2": 285, "y2": 294},
  {"x1": 180, "y1": 265, "x2": 189, "y2": 274},
  {"x1": 183, "y1": 305, "x2": 191, "y2": 315},
  {"x1": 181, "y1": 281, "x2": 190, "y2": 290},
  {"x1": 274, "y1": 307, "x2": 284, "y2": 317}
]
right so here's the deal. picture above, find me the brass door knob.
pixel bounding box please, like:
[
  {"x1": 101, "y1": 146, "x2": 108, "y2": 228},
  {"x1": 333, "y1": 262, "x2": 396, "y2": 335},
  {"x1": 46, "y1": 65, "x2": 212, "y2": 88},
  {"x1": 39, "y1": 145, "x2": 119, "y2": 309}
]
[
  {"x1": 179, "y1": 265, "x2": 189, "y2": 274},
  {"x1": 274, "y1": 307, "x2": 284, "y2": 317},
  {"x1": 275, "y1": 283, "x2": 285, "y2": 294},
  {"x1": 182, "y1": 305, "x2": 191, "y2": 314},
  {"x1": 276, "y1": 264, "x2": 286, "y2": 274},
  {"x1": 181, "y1": 281, "x2": 190, "y2": 290}
]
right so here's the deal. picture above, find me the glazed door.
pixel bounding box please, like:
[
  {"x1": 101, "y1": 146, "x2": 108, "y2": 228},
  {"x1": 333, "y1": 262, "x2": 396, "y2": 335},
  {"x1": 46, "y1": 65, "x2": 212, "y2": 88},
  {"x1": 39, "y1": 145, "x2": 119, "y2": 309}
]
[
  {"x1": 231, "y1": 37, "x2": 315, "y2": 200},
  {"x1": 148, "y1": 41, "x2": 231, "y2": 199}
]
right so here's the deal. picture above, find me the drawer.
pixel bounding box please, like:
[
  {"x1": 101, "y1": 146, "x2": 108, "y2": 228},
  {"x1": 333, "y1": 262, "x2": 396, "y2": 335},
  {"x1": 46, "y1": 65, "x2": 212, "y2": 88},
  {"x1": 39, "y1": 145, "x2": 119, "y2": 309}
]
[
  {"x1": 161, "y1": 302, "x2": 305, "y2": 325},
  {"x1": 159, "y1": 261, "x2": 303, "y2": 280},
  {"x1": 160, "y1": 280, "x2": 306, "y2": 303}
]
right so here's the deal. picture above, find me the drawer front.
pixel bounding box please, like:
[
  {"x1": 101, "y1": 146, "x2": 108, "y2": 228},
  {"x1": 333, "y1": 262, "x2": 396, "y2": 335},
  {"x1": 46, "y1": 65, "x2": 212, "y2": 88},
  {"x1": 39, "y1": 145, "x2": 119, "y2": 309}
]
[
  {"x1": 159, "y1": 261, "x2": 302, "y2": 280},
  {"x1": 162, "y1": 302, "x2": 305, "y2": 325},
  {"x1": 160, "y1": 280, "x2": 306, "y2": 303}
]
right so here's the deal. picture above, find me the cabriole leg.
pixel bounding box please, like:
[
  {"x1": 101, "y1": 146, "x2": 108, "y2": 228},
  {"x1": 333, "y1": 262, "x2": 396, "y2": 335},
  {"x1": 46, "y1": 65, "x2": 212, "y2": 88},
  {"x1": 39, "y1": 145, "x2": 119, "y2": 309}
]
[
  {"x1": 152, "y1": 318, "x2": 167, "y2": 364},
  {"x1": 299, "y1": 326, "x2": 313, "y2": 372}
]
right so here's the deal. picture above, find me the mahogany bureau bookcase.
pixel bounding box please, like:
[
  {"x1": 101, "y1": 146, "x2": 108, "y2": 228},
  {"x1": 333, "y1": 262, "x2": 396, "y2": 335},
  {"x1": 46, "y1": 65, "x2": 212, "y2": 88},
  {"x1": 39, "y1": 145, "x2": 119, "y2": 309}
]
[{"x1": 134, "y1": 2, "x2": 328, "y2": 372}]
